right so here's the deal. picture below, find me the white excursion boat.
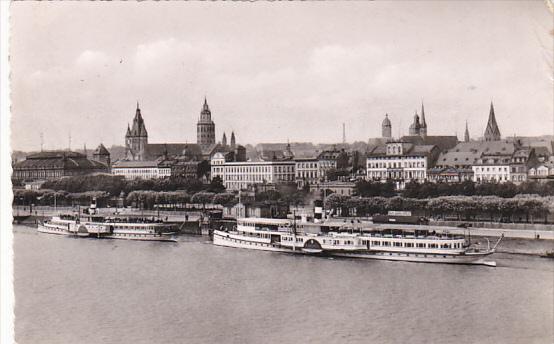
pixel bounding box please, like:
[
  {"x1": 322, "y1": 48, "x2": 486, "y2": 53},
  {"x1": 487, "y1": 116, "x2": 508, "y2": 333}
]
[
  {"x1": 38, "y1": 215, "x2": 178, "y2": 242},
  {"x1": 212, "y1": 217, "x2": 503, "y2": 266}
]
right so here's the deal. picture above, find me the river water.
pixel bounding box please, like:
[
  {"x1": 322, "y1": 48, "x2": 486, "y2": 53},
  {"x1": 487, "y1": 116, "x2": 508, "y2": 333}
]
[{"x1": 13, "y1": 225, "x2": 554, "y2": 344}]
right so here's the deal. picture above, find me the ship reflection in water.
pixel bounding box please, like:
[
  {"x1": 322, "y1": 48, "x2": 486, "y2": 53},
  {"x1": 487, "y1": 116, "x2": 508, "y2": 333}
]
[{"x1": 14, "y1": 225, "x2": 553, "y2": 344}]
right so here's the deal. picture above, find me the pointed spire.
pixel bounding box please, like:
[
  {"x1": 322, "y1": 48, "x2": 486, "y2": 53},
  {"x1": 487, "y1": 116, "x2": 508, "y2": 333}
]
[
  {"x1": 421, "y1": 102, "x2": 426, "y2": 127},
  {"x1": 230, "y1": 131, "x2": 236, "y2": 149},
  {"x1": 464, "y1": 120, "x2": 470, "y2": 142},
  {"x1": 484, "y1": 101, "x2": 501, "y2": 141},
  {"x1": 137, "y1": 101, "x2": 140, "y2": 110}
]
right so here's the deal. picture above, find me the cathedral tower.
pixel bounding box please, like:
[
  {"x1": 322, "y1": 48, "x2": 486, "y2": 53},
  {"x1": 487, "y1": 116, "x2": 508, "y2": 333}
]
[
  {"x1": 464, "y1": 121, "x2": 470, "y2": 142},
  {"x1": 222, "y1": 132, "x2": 227, "y2": 147},
  {"x1": 382, "y1": 114, "x2": 392, "y2": 139},
  {"x1": 197, "y1": 97, "x2": 216, "y2": 148},
  {"x1": 408, "y1": 111, "x2": 421, "y2": 136},
  {"x1": 230, "y1": 131, "x2": 236, "y2": 150},
  {"x1": 420, "y1": 103, "x2": 427, "y2": 138},
  {"x1": 484, "y1": 102, "x2": 501, "y2": 141},
  {"x1": 125, "y1": 102, "x2": 148, "y2": 160}
]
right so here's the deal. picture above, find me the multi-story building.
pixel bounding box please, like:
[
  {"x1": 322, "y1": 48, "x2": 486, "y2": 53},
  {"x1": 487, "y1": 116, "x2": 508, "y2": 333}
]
[
  {"x1": 317, "y1": 147, "x2": 349, "y2": 178},
  {"x1": 472, "y1": 155, "x2": 511, "y2": 183},
  {"x1": 294, "y1": 158, "x2": 321, "y2": 189},
  {"x1": 366, "y1": 141, "x2": 439, "y2": 189},
  {"x1": 111, "y1": 160, "x2": 172, "y2": 180},
  {"x1": 12, "y1": 150, "x2": 109, "y2": 183},
  {"x1": 211, "y1": 153, "x2": 295, "y2": 191},
  {"x1": 510, "y1": 148, "x2": 535, "y2": 183}
]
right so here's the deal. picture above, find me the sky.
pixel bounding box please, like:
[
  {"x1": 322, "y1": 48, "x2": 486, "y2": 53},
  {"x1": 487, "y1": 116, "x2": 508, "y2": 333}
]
[{"x1": 9, "y1": 1, "x2": 554, "y2": 152}]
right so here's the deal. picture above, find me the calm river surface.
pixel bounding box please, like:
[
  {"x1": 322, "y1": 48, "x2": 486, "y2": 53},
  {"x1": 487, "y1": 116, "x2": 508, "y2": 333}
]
[{"x1": 14, "y1": 225, "x2": 554, "y2": 344}]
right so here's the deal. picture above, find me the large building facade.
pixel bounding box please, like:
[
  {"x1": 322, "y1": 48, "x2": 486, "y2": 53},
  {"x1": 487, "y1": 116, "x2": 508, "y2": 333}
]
[
  {"x1": 12, "y1": 151, "x2": 109, "y2": 182},
  {"x1": 366, "y1": 141, "x2": 439, "y2": 189},
  {"x1": 211, "y1": 153, "x2": 295, "y2": 191}
]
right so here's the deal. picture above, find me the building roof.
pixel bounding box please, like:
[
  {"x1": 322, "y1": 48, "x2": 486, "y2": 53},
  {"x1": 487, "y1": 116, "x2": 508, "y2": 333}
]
[
  {"x1": 14, "y1": 150, "x2": 107, "y2": 170},
  {"x1": 143, "y1": 143, "x2": 203, "y2": 160},
  {"x1": 400, "y1": 135, "x2": 458, "y2": 152},
  {"x1": 93, "y1": 143, "x2": 110, "y2": 156},
  {"x1": 367, "y1": 143, "x2": 439, "y2": 165},
  {"x1": 112, "y1": 160, "x2": 160, "y2": 168},
  {"x1": 436, "y1": 150, "x2": 481, "y2": 167}
]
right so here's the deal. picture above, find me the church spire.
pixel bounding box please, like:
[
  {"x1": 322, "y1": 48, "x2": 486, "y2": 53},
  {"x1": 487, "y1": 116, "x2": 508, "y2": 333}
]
[
  {"x1": 464, "y1": 121, "x2": 470, "y2": 142},
  {"x1": 420, "y1": 102, "x2": 426, "y2": 127},
  {"x1": 222, "y1": 132, "x2": 227, "y2": 147},
  {"x1": 484, "y1": 101, "x2": 501, "y2": 141},
  {"x1": 230, "y1": 131, "x2": 236, "y2": 149}
]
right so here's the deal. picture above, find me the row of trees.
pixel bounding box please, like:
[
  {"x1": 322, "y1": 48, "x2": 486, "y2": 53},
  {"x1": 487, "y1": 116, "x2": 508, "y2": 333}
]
[
  {"x1": 13, "y1": 189, "x2": 111, "y2": 207},
  {"x1": 41, "y1": 175, "x2": 226, "y2": 196},
  {"x1": 325, "y1": 194, "x2": 552, "y2": 223},
  {"x1": 125, "y1": 191, "x2": 238, "y2": 209},
  {"x1": 355, "y1": 180, "x2": 554, "y2": 199}
]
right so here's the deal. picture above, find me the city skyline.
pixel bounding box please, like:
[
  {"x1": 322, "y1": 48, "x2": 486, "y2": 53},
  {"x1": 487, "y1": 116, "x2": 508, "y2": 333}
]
[{"x1": 10, "y1": 1, "x2": 554, "y2": 151}]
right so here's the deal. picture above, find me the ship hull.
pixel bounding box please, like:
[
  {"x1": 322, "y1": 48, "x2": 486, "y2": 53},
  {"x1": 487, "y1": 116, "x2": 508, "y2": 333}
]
[
  {"x1": 213, "y1": 231, "x2": 294, "y2": 253},
  {"x1": 37, "y1": 222, "x2": 177, "y2": 242},
  {"x1": 331, "y1": 251, "x2": 496, "y2": 266}
]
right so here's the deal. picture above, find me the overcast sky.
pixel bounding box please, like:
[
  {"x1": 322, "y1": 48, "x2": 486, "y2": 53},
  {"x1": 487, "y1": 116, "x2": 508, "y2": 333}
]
[{"x1": 10, "y1": 1, "x2": 553, "y2": 151}]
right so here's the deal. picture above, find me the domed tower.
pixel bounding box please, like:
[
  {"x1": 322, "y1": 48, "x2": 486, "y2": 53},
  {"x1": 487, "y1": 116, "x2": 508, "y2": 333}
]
[
  {"x1": 197, "y1": 97, "x2": 216, "y2": 149},
  {"x1": 125, "y1": 102, "x2": 148, "y2": 160},
  {"x1": 382, "y1": 114, "x2": 392, "y2": 139},
  {"x1": 409, "y1": 111, "x2": 421, "y2": 136}
]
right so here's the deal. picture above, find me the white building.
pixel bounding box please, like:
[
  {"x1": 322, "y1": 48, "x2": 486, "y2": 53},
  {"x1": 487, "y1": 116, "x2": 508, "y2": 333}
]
[
  {"x1": 211, "y1": 154, "x2": 296, "y2": 190},
  {"x1": 111, "y1": 160, "x2": 171, "y2": 180},
  {"x1": 294, "y1": 158, "x2": 321, "y2": 189},
  {"x1": 366, "y1": 142, "x2": 438, "y2": 189},
  {"x1": 472, "y1": 155, "x2": 511, "y2": 183}
]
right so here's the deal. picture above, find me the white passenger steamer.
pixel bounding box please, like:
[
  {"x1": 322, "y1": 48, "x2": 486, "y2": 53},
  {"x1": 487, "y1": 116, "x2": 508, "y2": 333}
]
[
  {"x1": 38, "y1": 215, "x2": 178, "y2": 241},
  {"x1": 38, "y1": 201, "x2": 178, "y2": 242},
  {"x1": 212, "y1": 217, "x2": 502, "y2": 266}
]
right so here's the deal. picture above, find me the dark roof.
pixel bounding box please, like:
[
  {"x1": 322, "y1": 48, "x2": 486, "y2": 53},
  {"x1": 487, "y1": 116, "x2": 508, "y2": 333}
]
[
  {"x1": 93, "y1": 144, "x2": 110, "y2": 156},
  {"x1": 401, "y1": 135, "x2": 458, "y2": 152},
  {"x1": 367, "y1": 143, "x2": 437, "y2": 157},
  {"x1": 26, "y1": 150, "x2": 85, "y2": 160},
  {"x1": 436, "y1": 150, "x2": 481, "y2": 167},
  {"x1": 143, "y1": 143, "x2": 202, "y2": 160},
  {"x1": 14, "y1": 150, "x2": 107, "y2": 170}
]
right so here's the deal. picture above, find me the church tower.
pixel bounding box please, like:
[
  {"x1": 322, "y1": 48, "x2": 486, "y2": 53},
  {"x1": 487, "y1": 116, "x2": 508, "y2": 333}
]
[
  {"x1": 125, "y1": 102, "x2": 148, "y2": 160},
  {"x1": 420, "y1": 103, "x2": 427, "y2": 138},
  {"x1": 409, "y1": 111, "x2": 421, "y2": 136},
  {"x1": 222, "y1": 132, "x2": 227, "y2": 147},
  {"x1": 197, "y1": 97, "x2": 216, "y2": 149},
  {"x1": 93, "y1": 143, "x2": 111, "y2": 168},
  {"x1": 382, "y1": 114, "x2": 392, "y2": 139},
  {"x1": 484, "y1": 102, "x2": 501, "y2": 141},
  {"x1": 464, "y1": 121, "x2": 470, "y2": 142},
  {"x1": 230, "y1": 131, "x2": 236, "y2": 150}
]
